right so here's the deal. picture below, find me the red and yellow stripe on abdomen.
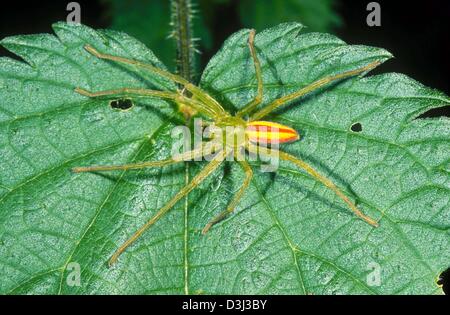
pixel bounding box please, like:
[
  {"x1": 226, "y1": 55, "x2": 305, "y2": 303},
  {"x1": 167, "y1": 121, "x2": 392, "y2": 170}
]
[{"x1": 245, "y1": 121, "x2": 299, "y2": 144}]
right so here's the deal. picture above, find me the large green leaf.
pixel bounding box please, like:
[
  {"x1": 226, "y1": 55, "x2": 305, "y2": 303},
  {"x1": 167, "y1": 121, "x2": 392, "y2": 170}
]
[{"x1": 0, "y1": 22, "x2": 448, "y2": 294}]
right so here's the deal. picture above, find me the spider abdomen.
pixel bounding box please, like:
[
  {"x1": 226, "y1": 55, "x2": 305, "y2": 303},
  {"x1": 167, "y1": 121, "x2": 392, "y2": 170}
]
[{"x1": 245, "y1": 121, "x2": 299, "y2": 144}]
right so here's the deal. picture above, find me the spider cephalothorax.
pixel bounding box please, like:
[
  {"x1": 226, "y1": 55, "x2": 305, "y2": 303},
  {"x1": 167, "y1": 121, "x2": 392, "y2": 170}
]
[{"x1": 73, "y1": 30, "x2": 380, "y2": 266}]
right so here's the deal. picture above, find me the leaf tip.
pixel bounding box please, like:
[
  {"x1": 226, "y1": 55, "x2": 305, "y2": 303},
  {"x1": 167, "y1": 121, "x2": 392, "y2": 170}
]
[
  {"x1": 0, "y1": 36, "x2": 15, "y2": 48},
  {"x1": 379, "y1": 49, "x2": 394, "y2": 62}
]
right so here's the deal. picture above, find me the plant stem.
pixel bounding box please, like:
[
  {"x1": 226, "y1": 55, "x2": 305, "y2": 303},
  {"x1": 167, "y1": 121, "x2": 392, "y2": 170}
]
[
  {"x1": 170, "y1": 0, "x2": 197, "y2": 296},
  {"x1": 171, "y1": 0, "x2": 195, "y2": 83}
]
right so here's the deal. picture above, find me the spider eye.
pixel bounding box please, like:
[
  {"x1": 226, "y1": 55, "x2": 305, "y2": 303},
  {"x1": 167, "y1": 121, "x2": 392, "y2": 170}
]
[{"x1": 246, "y1": 121, "x2": 300, "y2": 144}]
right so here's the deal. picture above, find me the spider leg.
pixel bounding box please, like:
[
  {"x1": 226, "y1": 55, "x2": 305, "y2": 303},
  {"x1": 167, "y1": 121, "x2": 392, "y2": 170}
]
[
  {"x1": 71, "y1": 143, "x2": 214, "y2": 173},
  {"x1": 248, "y1": 144, "x2": 378, "y2": 227},
  {"x1": 75, "y1": 87, "x2": 217, "y2": 118},
  {"x1": 82, "y1": 45, "x2": 226, "y2": 116},
  {"x1": 250, "y1": 60, "x2": 382, "y2": 121},
  {"x1": 236, "y1": 30, "x2": 263, "y2": 118},
  {"x1": 109, "y1": 148, "x2": 230, "y2": 266},
  {"x1": 202, "y1": 160, "x2": 253, "y2": 234}
]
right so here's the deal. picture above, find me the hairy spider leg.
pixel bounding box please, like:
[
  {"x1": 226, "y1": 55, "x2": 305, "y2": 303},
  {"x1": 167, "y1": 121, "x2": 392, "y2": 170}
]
[
  {"x1": 81, "y1": 45, "x2": 226, "y2": 117},
  {"x1": 75, "y1": 87, "x2": 217, "y2": 118},
  {"x1": 250, "y1": 60, "x2": 382, "y2": 121},
  {"x1": 248, "y1": 144, "x2": 378, "y2": 227},
  {"x1": 202, "y1": 160, "x2": 253, "y2": 234},
  {"x1": 71, "y1": 142, "x2": 218, "y2": 173},
  {"x1": 108, "y1": 149, "x2": 230, "y2": 266},
  {"x1": 236, "y1": 29, "x2": 264, "y2": 118}
]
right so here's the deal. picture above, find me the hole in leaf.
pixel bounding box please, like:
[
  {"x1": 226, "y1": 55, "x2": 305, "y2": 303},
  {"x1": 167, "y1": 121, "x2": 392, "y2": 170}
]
[
  {"x1": 438, "y1": 267, "x2": 450, "y2": 294},
  {"x1": 415, "y1": 105, "x2": 450, "y2": 119},
  {"x1": 350, "y1": 123, "x2": 363, "y2": 132},
  {"x1": 110, "y1": 99, "x2": 134, "y2": 111}
]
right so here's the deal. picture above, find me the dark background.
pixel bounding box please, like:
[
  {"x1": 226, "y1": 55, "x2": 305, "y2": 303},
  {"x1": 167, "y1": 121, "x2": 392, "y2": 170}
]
[{"x1": 0, "y1": 0, "x2": 448, "y2": 293}]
